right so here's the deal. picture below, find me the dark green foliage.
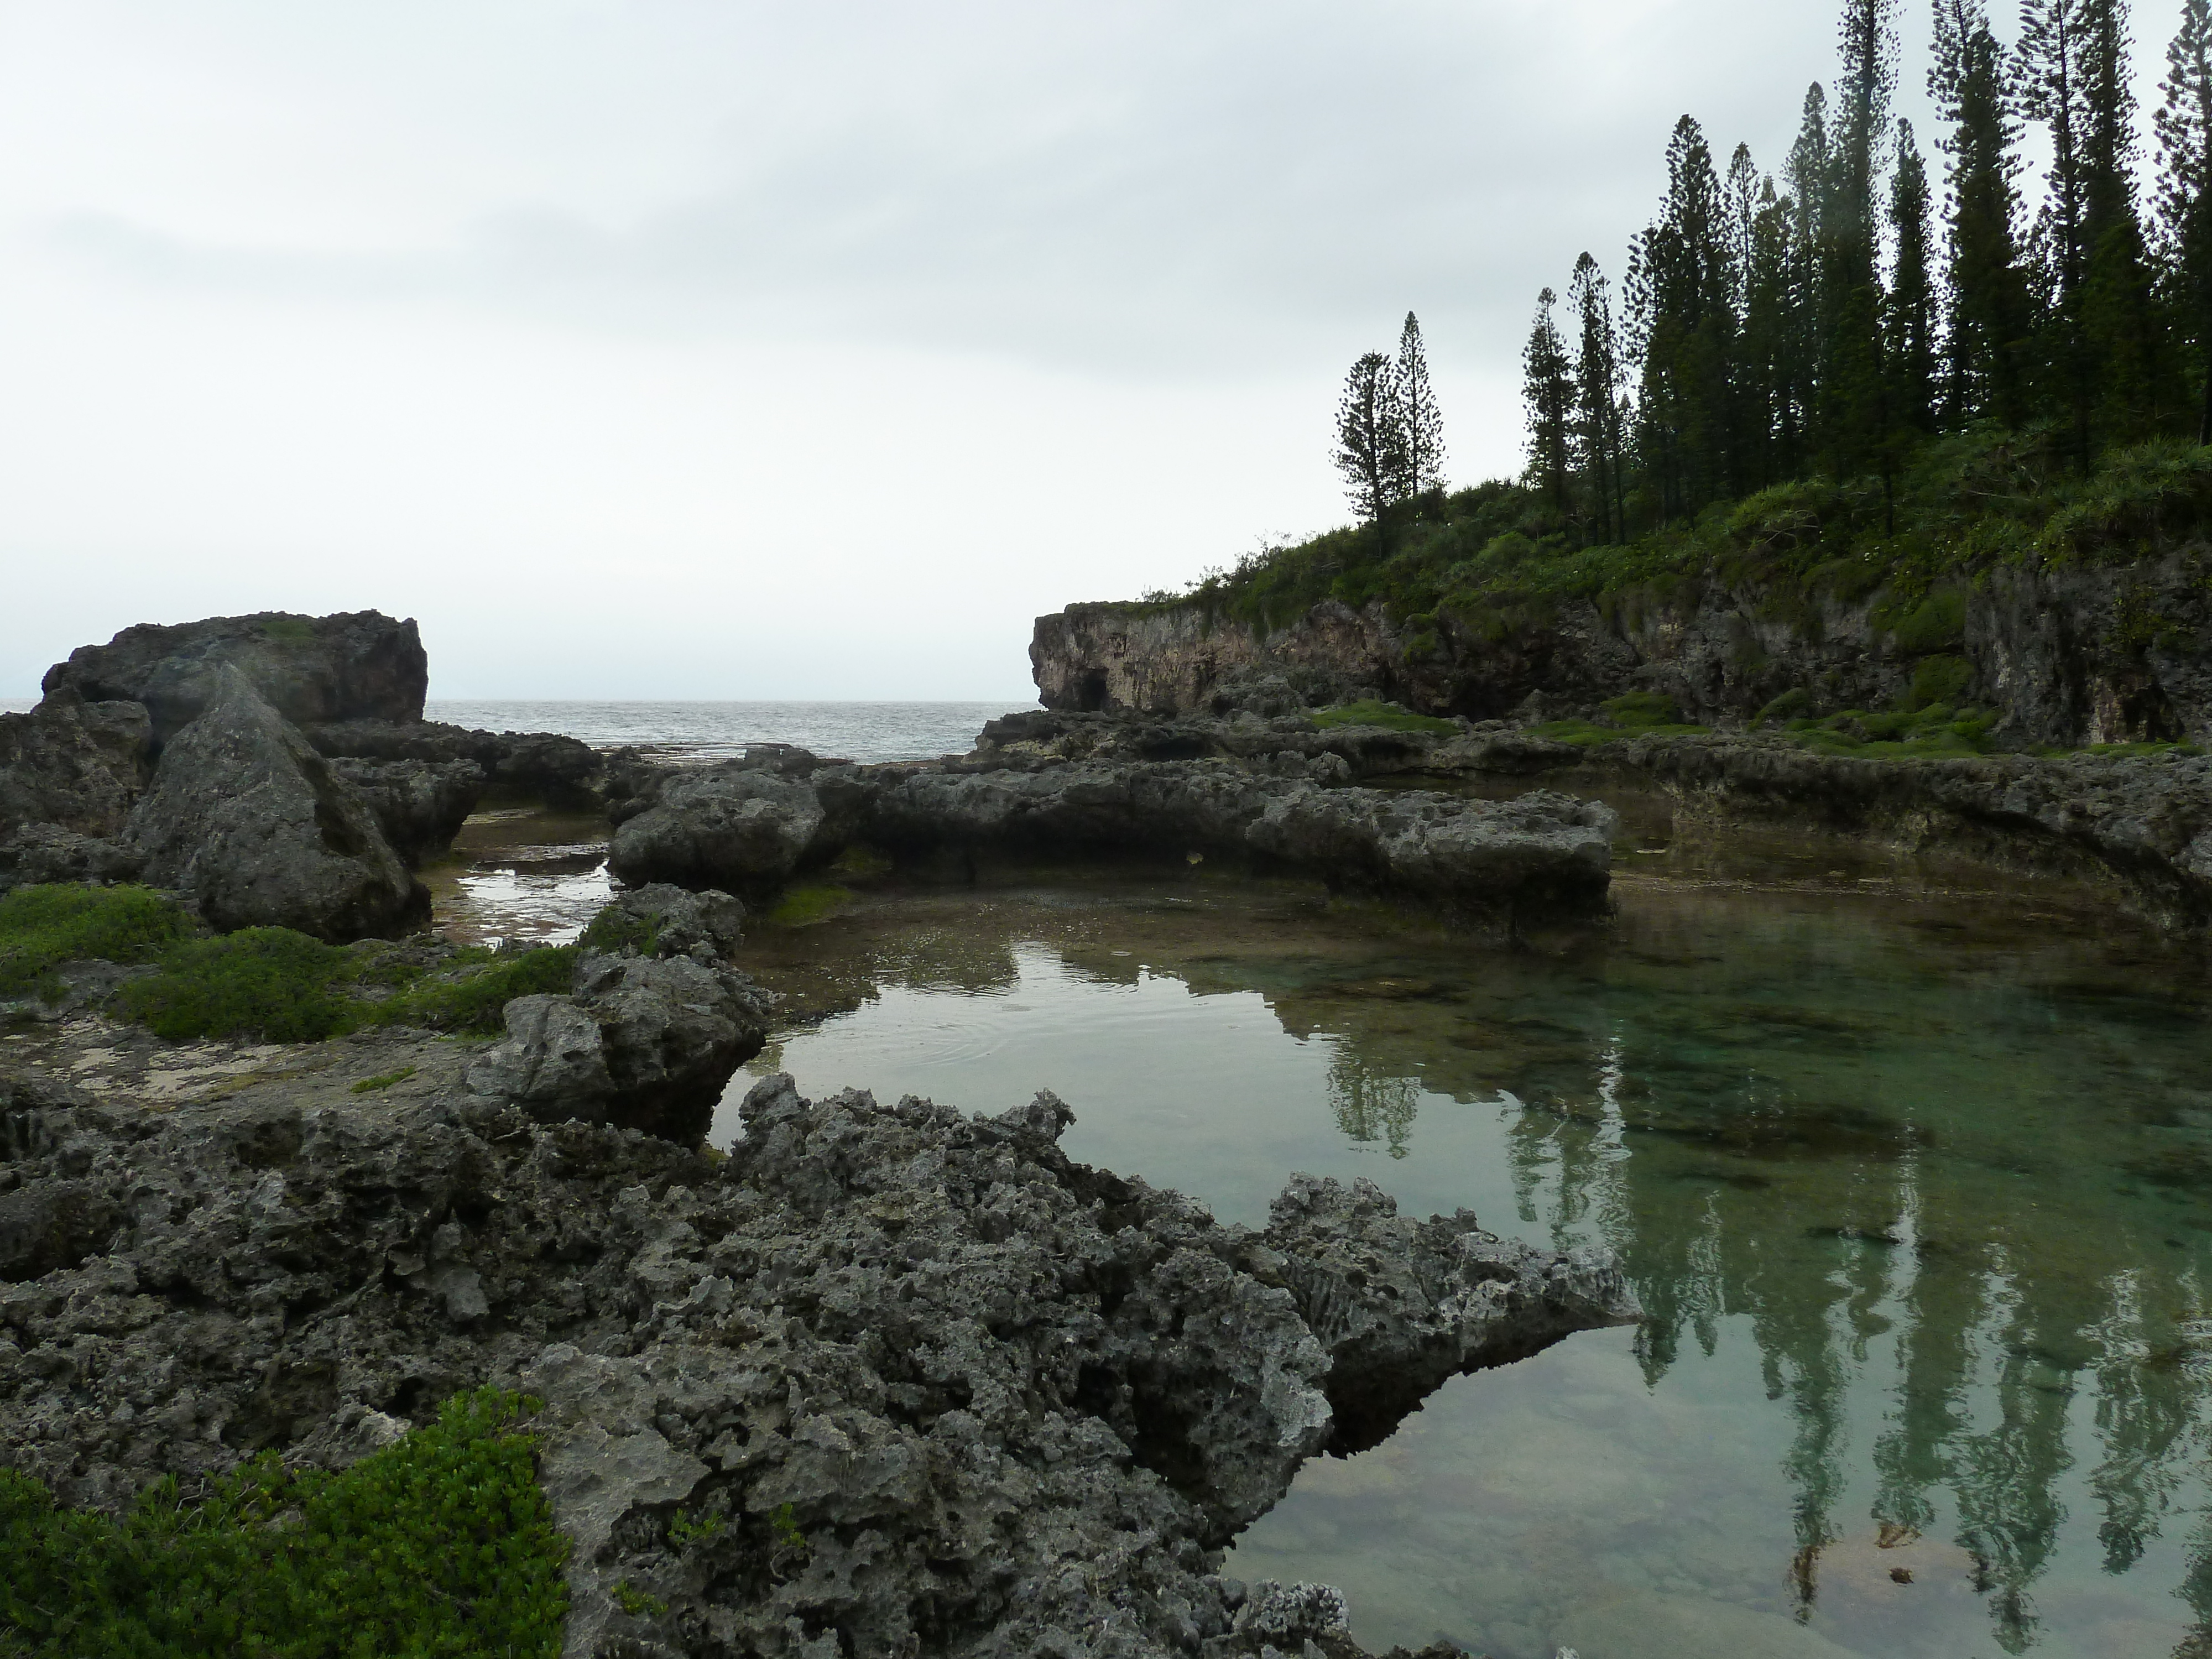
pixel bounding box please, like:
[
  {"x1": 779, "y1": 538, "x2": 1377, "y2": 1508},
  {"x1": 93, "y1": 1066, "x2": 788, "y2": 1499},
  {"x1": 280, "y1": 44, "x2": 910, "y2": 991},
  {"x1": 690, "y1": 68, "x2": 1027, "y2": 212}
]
[
  {"x1": 0, "y1": 886, "x2": 197, "y2": 996},
  {"x1": 578, "y1": 905, "x2": 662, "y2": 957},
  {"x1": 1886, "y1": 587, "x2": 1968, "y2": 651},
  {"x1": 1529, "y1": 692, "x2": 1713, "y2": 747},
  {"x1": 1906, "y1": 654, "x2": 1975, "y2": 707},
  {"x1": 112, "y1": 929, "x2": 576, "y2": 1043},
  {"x1": 1523, "y1": 288, "x2": 1575, "y2": 512},
  {"x1": 0, "y1": 1388, "x2": 567, "y2": 1658},
  {"x1": 117, "y1": 930, "x2": 359, "y2": 1044}
]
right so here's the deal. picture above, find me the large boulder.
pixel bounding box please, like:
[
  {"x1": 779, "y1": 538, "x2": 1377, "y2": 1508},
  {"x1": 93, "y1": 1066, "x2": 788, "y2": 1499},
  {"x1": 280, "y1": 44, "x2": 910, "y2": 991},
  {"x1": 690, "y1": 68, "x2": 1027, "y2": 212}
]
[
  {"x1": 466, "y1": 893, "x2": 774, "y2": 1138},
  {"x1": 607, "y1": 763, "x2": 829, "y2": 893},
  {"x1": 0, "y1": 825, "x2": 144, "y2": 895},
  {"x1": 123, "y1": 666, "x2": 426, "y2": 941},
  {"x1": 326, "y1": 757, "x2": 483, "y2": 864},
  {"x1": 43, "y1": 611, "x2": 428, "y2": 748},
  {"x1": 0, "y1": 690, "x2": 152, "y2": 838}
]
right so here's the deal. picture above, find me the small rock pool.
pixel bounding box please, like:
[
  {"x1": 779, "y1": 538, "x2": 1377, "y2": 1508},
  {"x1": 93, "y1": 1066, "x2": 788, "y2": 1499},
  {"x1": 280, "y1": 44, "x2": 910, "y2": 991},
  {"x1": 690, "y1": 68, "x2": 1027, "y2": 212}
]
[{"x1": 693, "y1": 826, "x2": 2212, "y2": 1659}]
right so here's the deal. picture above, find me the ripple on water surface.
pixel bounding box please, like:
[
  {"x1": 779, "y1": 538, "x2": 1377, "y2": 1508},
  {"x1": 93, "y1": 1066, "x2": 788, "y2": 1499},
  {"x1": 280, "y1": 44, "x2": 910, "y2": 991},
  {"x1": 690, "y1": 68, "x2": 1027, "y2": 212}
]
[{"x1": 702, "y1": 865, "x2": 2212, "y2": 1659}]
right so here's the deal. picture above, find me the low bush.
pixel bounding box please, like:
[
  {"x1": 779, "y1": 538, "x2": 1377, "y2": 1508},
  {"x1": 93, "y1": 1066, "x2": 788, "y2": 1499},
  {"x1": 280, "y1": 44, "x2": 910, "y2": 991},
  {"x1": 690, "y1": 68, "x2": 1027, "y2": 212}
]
[
  {"x1": 0, "y1": 1388, "x2": 568, "y2": 1658},
  {"x1": 114, "y1": 930, "x2": 576, "y2": 1044},
  {"x1": 1308, "y1": 700, "x2": 1457, "y2": 735},
  {"x1": 0, "y1": 886, "x2": 197, "y2": 997}
]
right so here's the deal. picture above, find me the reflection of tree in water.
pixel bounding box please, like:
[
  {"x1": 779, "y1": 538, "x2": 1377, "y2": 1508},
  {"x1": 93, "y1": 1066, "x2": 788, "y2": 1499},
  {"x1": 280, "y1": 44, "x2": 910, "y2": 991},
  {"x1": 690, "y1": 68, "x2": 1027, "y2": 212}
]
[
  {"x1": 1325, "y1": 1048, "x2": 1421, "y2": 1158},
  {"x1": 1500, "y1": 1019, "x2": 2212, "y2": 1654}
]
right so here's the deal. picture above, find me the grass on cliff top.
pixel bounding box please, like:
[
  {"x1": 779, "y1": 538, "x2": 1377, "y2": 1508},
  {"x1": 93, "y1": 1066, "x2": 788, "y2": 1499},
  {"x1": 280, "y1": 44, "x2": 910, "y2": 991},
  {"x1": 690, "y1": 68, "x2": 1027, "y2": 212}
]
[
  {"x1": 1158, "y1": 428, "x2": 2212, "y2": 661},
  {"x1": 0, "y1": 885, "x2": 197, "y2": 997},
  {"x1": 0, "y1": 1388, "x2": 567, "y2": 1659},
  {"x1": 1308, "y1": 700, "x2": 1458, "y2": 735}
]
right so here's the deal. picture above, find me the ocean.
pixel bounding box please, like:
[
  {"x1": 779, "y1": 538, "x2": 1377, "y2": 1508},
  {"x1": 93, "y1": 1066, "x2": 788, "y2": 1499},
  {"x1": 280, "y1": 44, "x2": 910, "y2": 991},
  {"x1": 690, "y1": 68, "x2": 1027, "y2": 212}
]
[
  {"x1": 3, "y1": 699, "x2": 1039, "y2": 763},
  {"x1": 423, "y1": 700, "x2": 1035, "y2": 763}
]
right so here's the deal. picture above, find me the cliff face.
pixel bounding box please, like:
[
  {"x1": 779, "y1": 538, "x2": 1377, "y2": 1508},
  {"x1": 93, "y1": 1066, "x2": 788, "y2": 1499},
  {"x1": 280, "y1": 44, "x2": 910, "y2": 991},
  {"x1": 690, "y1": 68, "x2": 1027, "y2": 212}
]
[{"x1": 1033, "y1": 552, "x2": 2212, "y2": 747}]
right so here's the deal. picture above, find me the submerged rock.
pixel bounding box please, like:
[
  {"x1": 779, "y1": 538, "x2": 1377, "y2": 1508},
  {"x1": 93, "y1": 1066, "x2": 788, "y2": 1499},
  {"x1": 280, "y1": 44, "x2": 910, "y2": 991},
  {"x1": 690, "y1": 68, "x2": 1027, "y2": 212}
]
[
  {"x1": 123, "y1": 666, "x2": 426, "y2": 941},
  {"x1": 0, "y1": 1055, "x2": 1631, "y2": 1657},
  {"x1": 41, "y1": 609, "x2": 429, "y2": 748}
]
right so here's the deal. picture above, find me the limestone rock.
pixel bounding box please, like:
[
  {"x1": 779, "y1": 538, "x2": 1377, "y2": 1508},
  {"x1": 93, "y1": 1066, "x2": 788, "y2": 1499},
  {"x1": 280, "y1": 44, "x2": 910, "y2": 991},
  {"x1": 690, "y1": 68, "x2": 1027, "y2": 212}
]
[
  {"x1": 43, "y1": 610, "x2": 428, "y2": 747},
  {"x1": 306, "y1": 718, "x2": 604, "y2": 811},
  {"x1": 327, "y1": 755, "x2": 483, "y2": 864},
  {"x1": 0, "y1": 824, "x2": 144, "y2": 895},
  {"x1": 123, "y1": 666, "x2": 426, "y2": 941},
  {"x1": 0, "y1": 1063, "x2": 1634, "y2": 1656},
  {"x1": 0, "y1": 690, "x2": 152, "y2": 838},
  {"x1": 463, "y1": 993, "x2": 614, "y2": 1108},
  {"x1": 587, "y1": 881, "x2": 747, "y2": 961},
  {"x1": 608, "y1": 763, "x2": 828, "y2": 893}
]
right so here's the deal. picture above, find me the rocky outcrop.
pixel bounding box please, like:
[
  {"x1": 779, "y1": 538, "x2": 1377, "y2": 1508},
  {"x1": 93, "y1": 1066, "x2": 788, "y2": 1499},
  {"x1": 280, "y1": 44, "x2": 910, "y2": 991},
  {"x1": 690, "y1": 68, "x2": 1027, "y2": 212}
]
[
  {"x1": 607, "y1": 763, "x2": 848, "y2": 895},
  {"x1": 306, "y1": 719, "x2": 606, "y2": 812},
  {"x1": 1577, "y1": 733, "x2": 2212, "y2": 929},
  {"x1": 869, "y1": 763, "x2": 1615, "y2": 927},
  {"x1": 42, "y1": 611, "x2": 429, "y2": 748},
  {"x1": 0, "y1": 1053, "x2": 1632, "y2": 1657},
  {"x1": 0, "y1": 825, "x2": 144, "y2": 895},
  {"x1": 1032, "y1": 549, "x2": 2212, "y2": 748},
  {"x1": 0, "y1": 690, "x2": 152, "y2": 838},
  {"x1": 123, "y1": 666, "x2": 426, "y2": 941},
  {"x1": 327, "y1": 756, "x2": 484, "y2": 864},
  {"x1": 467, "y1": 885, "x2": 774, "y2": 1139}
]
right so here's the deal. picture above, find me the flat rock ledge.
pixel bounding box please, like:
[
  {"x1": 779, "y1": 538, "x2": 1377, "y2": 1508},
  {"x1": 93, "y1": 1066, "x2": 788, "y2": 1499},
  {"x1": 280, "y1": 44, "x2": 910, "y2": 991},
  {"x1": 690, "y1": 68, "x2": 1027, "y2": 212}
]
[{"x1": 0, "y1": 1063, "x2": 1634, "y2": 1658}]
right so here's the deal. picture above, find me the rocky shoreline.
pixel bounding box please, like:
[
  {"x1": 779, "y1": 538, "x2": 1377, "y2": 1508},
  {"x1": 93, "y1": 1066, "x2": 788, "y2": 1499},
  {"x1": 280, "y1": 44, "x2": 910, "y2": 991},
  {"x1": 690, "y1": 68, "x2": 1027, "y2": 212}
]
[{"x1": 0, "y1": 1022, "x2": 1634, "y2": 1657}]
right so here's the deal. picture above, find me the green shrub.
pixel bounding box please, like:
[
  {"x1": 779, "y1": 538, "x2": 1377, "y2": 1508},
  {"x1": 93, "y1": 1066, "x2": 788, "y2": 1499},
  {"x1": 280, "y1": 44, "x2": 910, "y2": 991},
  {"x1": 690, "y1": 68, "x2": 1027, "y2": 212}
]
[
  {"x1": 1887, "y1": 587, "x2": 1968, "y2": 653},
  {"x1": 364, "y1": 945, "x2": 576, "y2": 1035},
  {"x1": 0, "y1": 1388, "x2": 566, "y2": 1658},
  {"x1": 116, "y1": 930, "x2": 357, "y2": 1043},
  {"x1": 1905, "y1": 654, "x2": 1974, "y2": 710},
  {"x1": 577, "y1": 905, "x2": 661, "y2": 957},
  {"x1": 1756, "y1": 688, "x2": 1814, "y2": 726},
  {"x1": 0, "y1": 886, "x2": 196, "y2": 996},
  {"x1": 1600, "y1": 692, "x2": 1682, "y2": 727},
  {"x1": 1308, "y1": 700, "x2": 1457, "y2": 735},
  {"x1": 113, "y1": 928, "x2": 575, "y2": 1043}
]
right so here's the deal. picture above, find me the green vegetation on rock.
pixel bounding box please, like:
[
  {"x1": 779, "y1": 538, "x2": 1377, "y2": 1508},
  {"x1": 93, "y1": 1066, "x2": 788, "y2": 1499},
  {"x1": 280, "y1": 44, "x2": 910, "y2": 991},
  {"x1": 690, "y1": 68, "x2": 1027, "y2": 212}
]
[
  {"x1": 0, "y1": 1388, "x2": 567, "y2": 1659},
  {"x1": 1528, "y1": 692, "x2": 1712, "y2": 747},
  {"x1": 767, "y1": 883, "x2": 855, "y2": 927},
  {"x1": 1308, "y1": 700, "x2": 1457, "y2": 735},
  {"x1": 0, "y1": 886, "x2": 196, "y2": 997}
]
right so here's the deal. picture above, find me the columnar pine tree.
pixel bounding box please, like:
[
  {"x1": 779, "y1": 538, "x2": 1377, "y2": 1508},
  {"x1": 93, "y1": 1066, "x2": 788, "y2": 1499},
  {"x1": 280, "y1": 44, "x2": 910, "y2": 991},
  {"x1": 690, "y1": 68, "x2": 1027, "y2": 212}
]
[
  {"x1": 2078, "y1": 0, "x2": 2173, "y2": 441},
  {"x1": 1932, "y1": 0, "x2": 2031, "y2": 426},
  {"x1": 1784, "y1": 85, "x2": 1837, "y2": 457},
  {"x1": 1569, "y1": 253, "x2": 1629, "y2": 541},
  {"x1": 1523, "y1": 288, "x2": 1577, "y2": 515},
  {"x1": 1887, "y1": 121, "x2": 1940, "y2": 433},
  {"x1": 1393, "y1": 312, "x2": 1447, "y2": 498},
  {"x1": 2018, "y1": 0, "x2": 2096, "y2": 458},
  {"x1": 1743, "y1": 177, "x2": 1800, "y2": 482},
  {"x1": 2156, "y1": 0, "x2": 2212, "y2": 440},
  {"x1": 1629, "y1": 116, "x2": 1740, "y2": 518},
  {"x1": 1332, "y1": 352, "x2": 1406, "y2": 542},
  {"x1": 1823, "y1": 0, "x2": 1898, "y2": 474}
]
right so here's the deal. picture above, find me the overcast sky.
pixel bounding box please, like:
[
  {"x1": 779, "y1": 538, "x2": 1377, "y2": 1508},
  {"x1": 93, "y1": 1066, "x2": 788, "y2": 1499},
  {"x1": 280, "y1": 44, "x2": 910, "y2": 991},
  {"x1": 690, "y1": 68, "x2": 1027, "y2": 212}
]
[{"x1": 0, "y1": 1, "x2": 2189, "y2": 698}]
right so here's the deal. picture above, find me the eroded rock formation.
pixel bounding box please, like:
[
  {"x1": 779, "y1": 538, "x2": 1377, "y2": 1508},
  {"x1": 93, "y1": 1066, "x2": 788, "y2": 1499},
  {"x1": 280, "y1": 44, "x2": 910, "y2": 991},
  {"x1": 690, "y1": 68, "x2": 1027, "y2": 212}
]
[
  {"x1": 124, "y1": 667, "x2": 427, "y2": 941},
  {"x1": 0, "y1": 1048, "x2": 1633, "y2": 1658}
]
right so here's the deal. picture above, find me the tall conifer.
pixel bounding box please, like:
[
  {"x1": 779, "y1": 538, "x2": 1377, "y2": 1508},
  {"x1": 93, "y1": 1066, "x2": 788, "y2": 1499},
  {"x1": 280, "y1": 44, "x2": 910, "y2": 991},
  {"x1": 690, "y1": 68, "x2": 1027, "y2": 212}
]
[
  {"x1": 1784, "y1": 86, "x2": 1837, "y2": 455},
  {"x1": 1524, "y1": 289, "x2": 1577, "y2": 514},
  {"x1": 1332, "y1": 353, "x2": 1405, "y2": 542},
  {"x1": 2156, "y1": 0, "x2": 2212, "y2": 440},
  {"x1": 1629, "y1": 116, "x2": 1741, "y2": 518},
  {"x1": 1888, "y1": 121, "x2": 1940, "y2": 432},
  {"x1": 1393, "y1": 313, "x2": 1447, "y2": 498},
  {"x1": 1569, "y1": 253, "x2": 1629, "y2": 540},
  {"x1": 1932, "y1": 0, "x2": 2031, "y2": 426}
]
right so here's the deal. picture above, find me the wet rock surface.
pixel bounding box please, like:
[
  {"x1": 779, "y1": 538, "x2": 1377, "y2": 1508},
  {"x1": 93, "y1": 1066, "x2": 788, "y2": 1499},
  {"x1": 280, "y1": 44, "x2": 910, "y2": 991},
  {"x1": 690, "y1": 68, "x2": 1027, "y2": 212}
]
[
  {"x1": 327, "y1": 754, "x2": 486, "y2": 864},
  {"x1": 123, "y1": 666, "x2": 427, "y2": 941},
  {"x1": 0, "y1": 1037, "x2": 1630, "y2": 1658},
  {"x1": 41, "y1": 610, "x2": 430, "y2": 748}
]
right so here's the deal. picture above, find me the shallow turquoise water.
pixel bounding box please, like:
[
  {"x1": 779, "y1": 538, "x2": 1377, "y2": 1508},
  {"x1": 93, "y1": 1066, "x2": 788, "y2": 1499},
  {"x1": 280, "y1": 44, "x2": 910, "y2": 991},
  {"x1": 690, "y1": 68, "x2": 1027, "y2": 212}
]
[{"x1": 719, "y1": 851, "x2": 2212, "y2": 1659}]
